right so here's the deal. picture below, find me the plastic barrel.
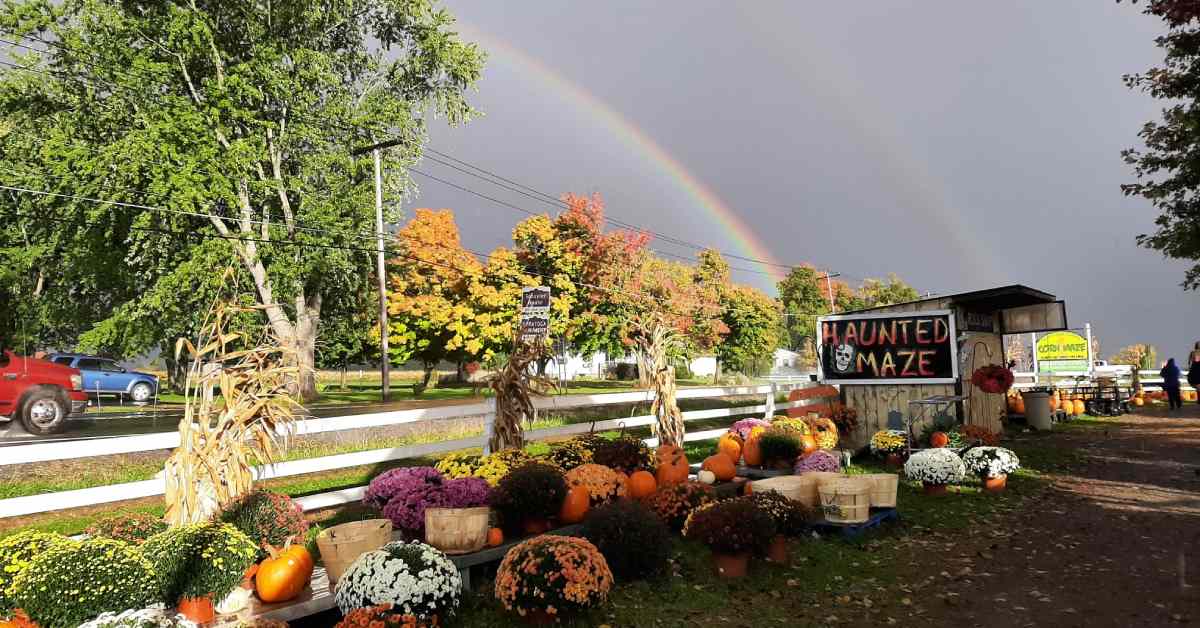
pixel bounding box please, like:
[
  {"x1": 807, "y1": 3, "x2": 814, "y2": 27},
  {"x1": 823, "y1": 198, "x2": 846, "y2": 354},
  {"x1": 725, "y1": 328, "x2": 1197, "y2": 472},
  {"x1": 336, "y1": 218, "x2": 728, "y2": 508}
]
[{"x1": 1022, "y1": 390, "x2": 1052, "y2": 431}]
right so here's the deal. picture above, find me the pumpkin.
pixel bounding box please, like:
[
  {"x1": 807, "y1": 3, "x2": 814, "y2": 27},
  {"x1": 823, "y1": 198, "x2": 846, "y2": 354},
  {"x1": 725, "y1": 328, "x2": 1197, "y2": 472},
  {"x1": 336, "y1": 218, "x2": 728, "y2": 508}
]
[
  {"x1": 487, "y1": 527, "x2": 504, "y2": 547},
  {"x1": 1062, "y1": 399, "x2": 1075, "y2": 416},
  {"x1": 256, "y1": 543, "x2": 314, "y2": 603},
  {"x1": 697, "y1": 470, "x2": 716, "y2": 484},
  {"x1": 1012, "y1": 396, "x2": 1025, "y2": 415},
  {"x1": 1073, "y1": 399, "x2": 1085, "y2": 415},
  {"x1": 743, "y1": 481, "x2": 753, "y2": 495},
  {"x1": 930, "y1": 431, "x2": 949, "y2": 448},
  {"x1": 655, "y1": 445, "x2": 690, "y2": 486},
  {"x1": 742, "y1": 436, "x2": 763, "y2": 467},
  {"x1": 627, "y1": 470, "x2": 658, "y2": 499},
  {"x1": 799, "y1": 434, "x2": 818, "y2": 457},
  {"x1": 1049, "y1": 393, "x2": 1060, "y2": 411},
  {"x1": 717, "y1": 433, "x2": 743, "y2": 464},
  {"x1": 701, "y1": 454, "x2": 736, "y2": 481},
  {"x1": 559, "y1": 485, "x2": 591, "y2": 524},
  {"x1": 1132, "y1": 397, "x2": 1144, "y2": 407}
]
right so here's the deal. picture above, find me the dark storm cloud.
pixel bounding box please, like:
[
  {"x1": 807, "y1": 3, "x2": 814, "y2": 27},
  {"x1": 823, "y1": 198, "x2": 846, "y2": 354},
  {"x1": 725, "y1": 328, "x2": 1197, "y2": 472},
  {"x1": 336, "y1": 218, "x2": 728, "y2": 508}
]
[{"x1": 418, "y1": 1, "x2": 1196, "y2": 360}]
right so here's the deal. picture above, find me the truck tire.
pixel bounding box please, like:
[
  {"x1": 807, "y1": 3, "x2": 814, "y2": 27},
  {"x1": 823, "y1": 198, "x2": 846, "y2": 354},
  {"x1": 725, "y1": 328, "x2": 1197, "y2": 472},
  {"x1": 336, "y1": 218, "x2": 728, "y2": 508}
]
[{"x1": 20, "y1": 388, "x2": 68, "y2": 435}]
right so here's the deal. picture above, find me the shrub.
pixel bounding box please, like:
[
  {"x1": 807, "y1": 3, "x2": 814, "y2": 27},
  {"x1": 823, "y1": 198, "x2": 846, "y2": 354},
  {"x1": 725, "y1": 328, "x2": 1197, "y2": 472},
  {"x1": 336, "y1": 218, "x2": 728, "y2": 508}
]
[
  {"x1": 591, "y1": 436, "x2": 654, "y2": 474},
  {"x1": 645, "y1": 481, "x2": 715, "y2": 531},
  {"x1": 0, "y1": 531, "x2": 77, "y2": 614},
  {"x1": 217, "y1": 490, "x2": 309, "y2": 560},
  {"x1": 757, "y1": 428, "x2": 801, "y2": 467},
  {"x1": 829, "y1": 404, "x2": 859, "y2": 435},
  {"x1": 494, "y1": 536, "x2": 612, "y2": 620},
  {"x1": 794, "y1": 450, "x2": 841, "y2": 474},
  {"x1": 473, "y1": 449, "x2": 536, "y2": 486},
  {"x1": 581, "y1": 500, "x2": 671, "y2": 581},
  {"x1": 750, "y1": 491, "x2": 813, "y2": 536},
  {"x1": 904, "y1": 448, "x2": 967, "y2": 485},
  {"x1": 493, "y1": 463, "x2": 568, "y2": 533},
  {"x1": 334, "y1": 604, "x2": 437, "y2": 628},
  {"x1": 564, "y1": 463, "x2": 627, "y2": 505},
  {"x1": 334, "y1": 541, "x2": 460, "y2": 619},
  {"x1": 142, "y1": 522, "x2": 259, "y2": 605},
  {"x1": 962, "y1": 446, "x2": 1020, "y2": 478},
  {"x1": 364, "y1": 467, "x2": 445, "y2": 538},
  {"x1": 434, "y1": 453, "x2": 483, "y2": 479},
  {"x1": 11, "y1": 538, "x2": 157, "y2": 627},
  {"x1": 682, "y1": 497, "x2": 775, "y2": 555},
  {"x1": 540, "y1": 439, "x2": 592, "y2": 471},
  {"x1": 85, "y1": 513, "x2": 167, "y2": 545}
]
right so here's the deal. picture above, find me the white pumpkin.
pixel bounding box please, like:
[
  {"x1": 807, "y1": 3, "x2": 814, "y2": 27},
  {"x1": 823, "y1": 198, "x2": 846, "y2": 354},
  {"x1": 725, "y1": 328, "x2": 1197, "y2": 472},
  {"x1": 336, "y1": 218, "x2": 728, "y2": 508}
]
[{"x1": 697, "y1": 470, "x2": 716, "y2": 484}]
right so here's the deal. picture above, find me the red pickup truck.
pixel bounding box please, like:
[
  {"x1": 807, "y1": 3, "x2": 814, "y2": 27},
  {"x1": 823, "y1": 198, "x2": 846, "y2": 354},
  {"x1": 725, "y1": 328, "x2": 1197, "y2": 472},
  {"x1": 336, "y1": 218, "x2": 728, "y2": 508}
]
[{"x1": 0, "y1": 350, "x2": 88, "y2": 435}]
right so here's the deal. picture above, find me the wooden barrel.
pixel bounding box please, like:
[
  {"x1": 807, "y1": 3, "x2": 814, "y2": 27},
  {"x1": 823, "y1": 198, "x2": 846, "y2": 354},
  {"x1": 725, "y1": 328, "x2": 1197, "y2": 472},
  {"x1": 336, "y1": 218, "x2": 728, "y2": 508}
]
[
  {"x1": 315, "y1": 519, "x2": 392, "y2": 585},
  {"x1": 861, "y1": 473, "x2": 899, "y2": 508},
  {"x1": 750, "y1": 476, "x2": 812, "y2": 506},
  {"x1": 805, "y1": 471, "x2": 843, "y2": 488},
  {"x1": 818, "y1": 478, "x2": 871, "y2": 524},
  {"x1": 424, "y1": 506, "x2": 490, "y2": 555}
]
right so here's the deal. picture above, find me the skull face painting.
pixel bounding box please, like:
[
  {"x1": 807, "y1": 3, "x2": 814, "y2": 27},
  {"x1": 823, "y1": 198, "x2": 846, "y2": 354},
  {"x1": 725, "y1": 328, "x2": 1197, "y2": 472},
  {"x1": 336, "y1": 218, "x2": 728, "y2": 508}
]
[{"x1": 834, "y1": 343, "x2": 856, "y2": 373}]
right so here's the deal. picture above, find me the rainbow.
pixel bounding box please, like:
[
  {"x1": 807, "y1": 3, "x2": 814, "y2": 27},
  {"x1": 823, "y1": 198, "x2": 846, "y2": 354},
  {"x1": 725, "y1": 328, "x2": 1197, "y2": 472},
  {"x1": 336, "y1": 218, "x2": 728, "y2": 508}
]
[{"x1": 457, "y1": 25, "x2": 789, "y2": 281}]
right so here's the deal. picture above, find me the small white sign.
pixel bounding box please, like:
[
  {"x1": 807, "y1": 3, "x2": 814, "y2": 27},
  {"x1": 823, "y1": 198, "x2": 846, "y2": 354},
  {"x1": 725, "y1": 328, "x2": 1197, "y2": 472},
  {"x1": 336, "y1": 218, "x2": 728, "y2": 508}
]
[{"x1": 520, "y1": 286, "x2": 551, "y2": 343}]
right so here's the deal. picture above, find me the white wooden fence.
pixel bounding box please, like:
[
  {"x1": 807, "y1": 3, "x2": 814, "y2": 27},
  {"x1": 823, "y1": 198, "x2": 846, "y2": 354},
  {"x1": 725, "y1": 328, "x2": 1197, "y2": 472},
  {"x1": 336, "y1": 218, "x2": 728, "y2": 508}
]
[{"x1": 0, "y1": 382, "x2": 822, "y2": 520}]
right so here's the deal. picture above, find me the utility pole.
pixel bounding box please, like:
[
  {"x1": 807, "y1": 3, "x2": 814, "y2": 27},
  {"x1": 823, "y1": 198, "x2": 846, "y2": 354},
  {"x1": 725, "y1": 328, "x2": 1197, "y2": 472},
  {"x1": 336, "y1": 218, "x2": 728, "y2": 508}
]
[
  {"x1": 352, "y1": 138, "x2": 407, "y2": 402},
  {"x1": 823, "y1": 271, "x2": 841, "y2": 313}
]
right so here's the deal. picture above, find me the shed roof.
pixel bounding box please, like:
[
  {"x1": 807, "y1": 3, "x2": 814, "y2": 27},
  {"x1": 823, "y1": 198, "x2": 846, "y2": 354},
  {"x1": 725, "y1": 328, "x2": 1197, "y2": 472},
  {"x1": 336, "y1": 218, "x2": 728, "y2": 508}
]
[{"x1": 844, "y1": 284, "x2": 1057, "y2": 314}]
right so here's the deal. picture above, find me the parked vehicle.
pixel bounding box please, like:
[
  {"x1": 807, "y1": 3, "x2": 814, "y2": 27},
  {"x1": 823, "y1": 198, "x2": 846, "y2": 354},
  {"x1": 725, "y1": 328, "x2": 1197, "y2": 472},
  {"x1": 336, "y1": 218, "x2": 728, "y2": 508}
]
[
  {"x1": 0, "y1": 350, "x2": 89, "y2": 435},
  {"x1": 48, "y1": 353, "x2": 159, "y2": 403}
]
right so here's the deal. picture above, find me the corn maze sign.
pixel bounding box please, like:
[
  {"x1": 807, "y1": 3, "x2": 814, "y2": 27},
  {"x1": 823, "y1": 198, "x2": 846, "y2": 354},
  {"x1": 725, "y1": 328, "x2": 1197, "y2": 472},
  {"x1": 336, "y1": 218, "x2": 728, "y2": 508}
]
[{"x1": 817, "y1": 310, "x2": 959, "y2": 385}]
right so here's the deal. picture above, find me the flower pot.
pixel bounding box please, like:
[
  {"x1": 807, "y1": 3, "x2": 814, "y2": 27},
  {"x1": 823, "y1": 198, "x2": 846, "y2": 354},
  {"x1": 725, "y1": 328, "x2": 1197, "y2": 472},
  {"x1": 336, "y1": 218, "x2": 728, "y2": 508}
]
[
  {"x1": 178, "y1": 595, "x2": 215, "y2": 624},
  {"x1": 765, "y1": 535, "x2": 789, "y2": 565},
  {"x1": 922, "y1": 482, "x2": 948, "y2": 496},
  {"x1": 521, "y1": 518, "x2": 551, "y2": 535},
  {"x1": 885, "y1": 453, "x2": 904, "y2": 469},
  {"x1": 983, "y1": 474, "x2": 1007, "y2": 493},
  {"x1": 712, "y1": 550, "x2": 750, "y2": 578}
]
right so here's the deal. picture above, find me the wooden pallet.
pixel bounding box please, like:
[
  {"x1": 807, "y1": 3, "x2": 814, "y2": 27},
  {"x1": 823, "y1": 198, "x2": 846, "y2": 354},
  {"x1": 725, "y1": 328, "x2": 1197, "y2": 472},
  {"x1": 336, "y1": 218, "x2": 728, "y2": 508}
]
[{"x1": 813, "y1": 508, "x2": 899, "y2": 539}]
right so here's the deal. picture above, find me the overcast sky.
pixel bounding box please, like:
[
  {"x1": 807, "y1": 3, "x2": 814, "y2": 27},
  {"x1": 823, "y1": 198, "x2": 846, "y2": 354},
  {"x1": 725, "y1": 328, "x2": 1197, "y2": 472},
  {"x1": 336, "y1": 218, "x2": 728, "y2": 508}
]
[{"x1": 416, "y1": 1, "x2": 1195, "y2": 361}]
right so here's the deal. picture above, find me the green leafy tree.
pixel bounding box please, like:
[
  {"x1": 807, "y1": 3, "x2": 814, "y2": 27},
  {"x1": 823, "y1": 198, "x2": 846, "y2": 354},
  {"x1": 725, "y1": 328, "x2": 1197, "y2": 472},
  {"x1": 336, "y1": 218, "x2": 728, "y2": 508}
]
[
  {"x1": 856, "y1": 274, "x2": 920, "y2": 308},
  {"x1": 0, "y1": 0, "x2": 484, "y2": 399},
  {"x1": 1123, "y1": 0, "x2": 1200, "y2": 288},
  {"x1": 777, "y1": 265, "x2": 830, "y2": 360},
  {"x1": 717, "y1": 284, "x2": 781, "y2": 376}
]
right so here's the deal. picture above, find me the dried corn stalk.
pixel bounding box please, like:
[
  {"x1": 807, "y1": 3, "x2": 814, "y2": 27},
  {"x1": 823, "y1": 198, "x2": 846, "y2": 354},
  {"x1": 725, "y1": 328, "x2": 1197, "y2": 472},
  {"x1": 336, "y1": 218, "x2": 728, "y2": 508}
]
[
  {"x1": 635, "y1": 322, "x2": 684, "y2": 447},
  {"x1": 488, "y1": 339, "x2": 551, "y2": 452},
  {"x1": 163, "y1": 301, "x2": 301, "y2": 525}
]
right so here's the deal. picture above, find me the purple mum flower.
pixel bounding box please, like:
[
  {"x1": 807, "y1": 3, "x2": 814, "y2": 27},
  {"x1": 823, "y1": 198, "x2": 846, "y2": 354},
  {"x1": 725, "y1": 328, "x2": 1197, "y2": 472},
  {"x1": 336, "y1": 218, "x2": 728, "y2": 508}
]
[
  {"x1": 794, "y1": 450, "x2": 841, "y2": 474},
  {"x1": 730, "y1": 418, "x2": 772, "y2": 441}
]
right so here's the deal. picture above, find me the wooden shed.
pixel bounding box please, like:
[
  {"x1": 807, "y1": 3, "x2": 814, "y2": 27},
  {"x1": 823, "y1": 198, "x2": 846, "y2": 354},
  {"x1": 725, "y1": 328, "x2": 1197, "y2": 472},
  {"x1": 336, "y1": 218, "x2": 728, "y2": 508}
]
[{"x1": 816, "y1": 285, "x2": 1067, "y2": 449}]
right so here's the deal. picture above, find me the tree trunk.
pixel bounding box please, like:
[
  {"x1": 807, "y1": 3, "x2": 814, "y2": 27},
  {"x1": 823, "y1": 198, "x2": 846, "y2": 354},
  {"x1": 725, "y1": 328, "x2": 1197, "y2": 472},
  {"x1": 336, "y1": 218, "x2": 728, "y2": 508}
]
[
  {"x1": 340, "y1": 362, "x2": 348, "y2": 391},
  {"x1": 163, "y1": 352, "x2": 188, "y2": 394},
  {"x1": 414, "y1": 362, "x2": 436, "y2": 396}
]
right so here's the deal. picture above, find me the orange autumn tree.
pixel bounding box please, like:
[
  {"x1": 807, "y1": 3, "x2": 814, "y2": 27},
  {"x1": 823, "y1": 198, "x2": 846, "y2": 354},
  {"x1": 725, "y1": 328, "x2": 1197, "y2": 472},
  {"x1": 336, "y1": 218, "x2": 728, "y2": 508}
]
[{"x1": 386, "y1": 209, "x2": 484, "y2": 394}]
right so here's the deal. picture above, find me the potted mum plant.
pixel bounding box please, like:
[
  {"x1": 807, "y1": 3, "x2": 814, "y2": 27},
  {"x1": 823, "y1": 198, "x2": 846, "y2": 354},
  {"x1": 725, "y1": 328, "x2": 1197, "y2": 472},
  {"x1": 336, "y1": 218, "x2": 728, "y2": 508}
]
[
  {"x1": 217, "y1": 490, "x2": 309, "y2": 560},
  {"x1": 364, "y1": 467, "x2": 445, "y2": 539},
  {"x1": 682, "y1": 498, "x2": 775, "y2": 578},
  {"x1": 963, "y1": 446, "x2": 1021, "y2": 493},
  {"x1": 564, "y1": 463, "x2": 628, "y2": 506},
  {"x1": 645, "y1": 481, "x2": 715, "y2": 532},
  {"x1": 870, "y1": 430, "x2": 909, "y2": 468},
  {"x1": 493, "y1": 463, "x2": 568, "y2": 536},
  {"x1": 749, "y1": 492, "x2": 813, "y2": 565},
  {"x1": 494, "y1": 536, "x2": 613, "y2": 624},
  {"x1": 141, "y1": 522, "x2": 259, "y2": 623},
  {"x1": 335, "y1": 541, "x2": 461, "y2": 621},
  {"x1": 757, "y1": 428, "x2": 802, "y2": 470},
  {"x1": 794, "y1": 449, "x2": 842, "y2": 475},
  {"x1": 904, "y1": 448, "x2": 967, "y2": 496}
]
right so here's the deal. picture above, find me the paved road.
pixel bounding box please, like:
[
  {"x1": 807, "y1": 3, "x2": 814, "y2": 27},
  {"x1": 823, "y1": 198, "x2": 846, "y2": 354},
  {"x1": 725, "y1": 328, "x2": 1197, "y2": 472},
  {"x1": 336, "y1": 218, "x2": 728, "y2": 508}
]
[{"x1": 0, "y1": 397, "x2": 483, "y2": 445}]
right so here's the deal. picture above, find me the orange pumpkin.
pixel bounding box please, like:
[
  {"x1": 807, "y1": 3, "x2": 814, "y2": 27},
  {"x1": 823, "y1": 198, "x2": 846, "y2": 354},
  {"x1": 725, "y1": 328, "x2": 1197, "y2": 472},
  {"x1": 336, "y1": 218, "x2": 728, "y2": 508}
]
[
  {"x1": 1132, "y1": 397, "x2": 1144, "y2": 407},
  {"x1": 930, "y1": 432, "x2": 949, "y2": 448},
  {"x1": 559, "y1": 485, "x2": 591, "y2": 524},
  {"x1": 742, "y1": 436, "x2": 763, "y2": 467},
  {"x1": 1049, "y1": 392, "x2": 1061, "y2": 411},
  {"x1": 743, "y1": 481, "x2": 753, "y2": 495},
  {"x1": 256, "y1": 543, "x2": 314, "y2": 603},
  {"x1": 655, "y1": 445, "x2": 690, "y2": 486},
  {"x1": 717, "y1": 433, "x2": 743, "y2": 464},
  {"x1": 1073, "y1": 399, "x2": 1085, "y2": 415},
  {"x1": 701, "y1": 454, "x2": 736, "y2": 481},
  {"x1": 627, "y1": 470, "x2": 657, "y2": 499},
  {"x1": 799, "y1": 434, "x2": 818, "y2": 457},
  {"x1": 487, "y1": 527, "x2": 504, "y2": 547}
]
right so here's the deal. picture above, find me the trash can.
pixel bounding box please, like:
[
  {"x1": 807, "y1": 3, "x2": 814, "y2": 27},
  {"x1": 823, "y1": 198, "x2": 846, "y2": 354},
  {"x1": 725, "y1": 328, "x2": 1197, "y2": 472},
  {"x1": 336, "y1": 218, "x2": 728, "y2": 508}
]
[{"x1": 1022, "y1": 390, "x2": 1052, "y2": 431}]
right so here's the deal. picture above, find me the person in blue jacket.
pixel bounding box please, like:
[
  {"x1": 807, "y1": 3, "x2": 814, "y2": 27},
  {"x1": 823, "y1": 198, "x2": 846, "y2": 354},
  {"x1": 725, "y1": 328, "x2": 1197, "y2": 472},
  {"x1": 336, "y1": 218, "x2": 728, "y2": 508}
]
[{"x1": 1161, "y1": 358, "x2": 1183, "y2": 411}]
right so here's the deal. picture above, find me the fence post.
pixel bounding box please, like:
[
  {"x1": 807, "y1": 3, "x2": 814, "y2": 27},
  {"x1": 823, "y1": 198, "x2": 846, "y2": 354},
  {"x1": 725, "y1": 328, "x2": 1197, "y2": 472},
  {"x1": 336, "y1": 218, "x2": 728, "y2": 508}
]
[
  {"x1": 764, "y1": 382, "x2": 777, "y2": 419},
  {"x1": 482, "y1": 397, "x2": 497, "y2": 456}
]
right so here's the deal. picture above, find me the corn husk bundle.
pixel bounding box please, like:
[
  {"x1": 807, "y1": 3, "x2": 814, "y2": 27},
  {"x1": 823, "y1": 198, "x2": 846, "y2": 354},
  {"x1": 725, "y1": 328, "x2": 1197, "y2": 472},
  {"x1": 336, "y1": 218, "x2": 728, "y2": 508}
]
[
  {"x1": 487, "y1": 339, "x2": 552, "y2": 452},
  {"x1": 635, "y1": 322, "x2": 683, "y2": 448},
  {"x1": 163, "y1": 301, "x2": 301, "y2": 525}
]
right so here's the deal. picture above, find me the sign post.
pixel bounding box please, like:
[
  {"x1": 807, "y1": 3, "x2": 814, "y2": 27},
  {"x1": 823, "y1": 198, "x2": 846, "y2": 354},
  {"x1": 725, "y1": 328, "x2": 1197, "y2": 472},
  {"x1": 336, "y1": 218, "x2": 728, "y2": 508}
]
[
  {"x1": 519, "y1": 287, "x2": 551, "y2": 345},
  {"x1": 816, "y1": 310, "x2": 959, "y2": 385}
]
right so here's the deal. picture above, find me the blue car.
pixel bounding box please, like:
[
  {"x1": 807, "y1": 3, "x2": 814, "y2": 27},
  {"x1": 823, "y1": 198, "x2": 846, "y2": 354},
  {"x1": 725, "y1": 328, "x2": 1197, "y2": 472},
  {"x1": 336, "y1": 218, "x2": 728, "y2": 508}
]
[{"x1": 48, "y1": 354, "x2": 159, "y2": 403}]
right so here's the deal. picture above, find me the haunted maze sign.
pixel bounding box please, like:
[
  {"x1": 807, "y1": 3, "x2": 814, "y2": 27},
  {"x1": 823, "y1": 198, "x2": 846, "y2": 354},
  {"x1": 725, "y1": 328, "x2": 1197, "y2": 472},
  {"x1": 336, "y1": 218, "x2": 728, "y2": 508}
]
[{"x1": 817, "y1": 311, "x2": 959, "y2": 385}]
